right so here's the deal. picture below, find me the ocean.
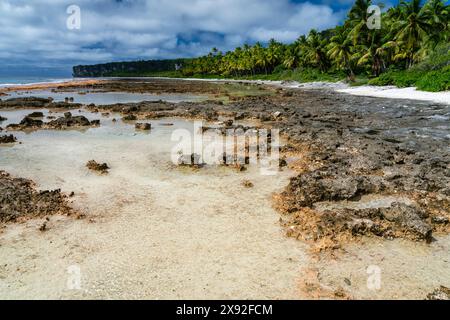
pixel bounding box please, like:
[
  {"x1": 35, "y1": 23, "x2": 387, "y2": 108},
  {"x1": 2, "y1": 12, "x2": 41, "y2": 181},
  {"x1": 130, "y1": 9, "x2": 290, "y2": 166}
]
[{"x1": 0, "y1": 76, "x2": 75, "y2": 87}]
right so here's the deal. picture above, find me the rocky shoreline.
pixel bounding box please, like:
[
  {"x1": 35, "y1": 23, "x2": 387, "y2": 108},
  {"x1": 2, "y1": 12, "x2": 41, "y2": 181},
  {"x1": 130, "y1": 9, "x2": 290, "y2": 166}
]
[{"x1": 1, "y1": 79, "x2": 449, "y2": 249}]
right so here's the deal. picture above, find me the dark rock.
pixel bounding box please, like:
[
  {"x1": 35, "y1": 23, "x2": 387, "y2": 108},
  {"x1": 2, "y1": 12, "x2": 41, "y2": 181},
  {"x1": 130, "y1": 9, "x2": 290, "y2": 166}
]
[
  {"x1": 259, "y1": 113, "x2": 272, "y2": 122},
  {"x1": 39, "y1": 222, "x2": 48, "y2": 232},
  {"x1": 242, "y1": 180, "x2": 254, "y2": 188},
  {"x1": 223, "y1": 119, "x2": 234, "y2": 127},
  {"x1": 86, "y1": 160, "x2": 109, "y2": 174},
  {"x1": 345, "y1": 218, "x2": 379, "y2": 235},
  {"x1": 380, "y1": 203, "x2": 432, "y2": 240},
  {"x1": 122, "y1": 106, "x2": 138, "y2": 114},
  {"x1": 123, "y1": 114, "x2": 137, "y2": 121},
  {"x1": 427, "y1": 286, "x2": 450, "y2": 300},
  {"x1": 27, "y1": 112, "x2": 44, "y2": 118},
  {"x1": 235, "y1": 112, "x2": 248, "y2": 120},
  {"x1": 19, "y1": 116, "x2": 43, "y2": 128},
  {"x1": 0, "y1": 171, "x2": 72, "y2": 223},
  {"x1": 48, "y1": 113, "x2": 93, "y2": 128},
  {"x1": 432, "y1": 216, "x2": 449, "y2": 224},
  {"x1": 286, "y1": 170, "x2": 383, "y2": 208},
  {"x1": 0, "y1": 134, "x2": 17, "y2": 143},
  {"x1": 135, "y1": 123, "x2": 151, "y2": 130},
  {"x1": 47, "y1": 102, "x2": 82, "y2": 109},
  {"x1": 204, "y1": 110, "x2": 218, "y2": 121},
  {"x1": 0, "y1": 97, "x2": 51, "y2": 109}
]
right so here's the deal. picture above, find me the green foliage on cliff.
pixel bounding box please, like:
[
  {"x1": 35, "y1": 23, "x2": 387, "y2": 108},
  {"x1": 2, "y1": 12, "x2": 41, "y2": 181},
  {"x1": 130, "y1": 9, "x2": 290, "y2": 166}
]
[{"x1": 73, "y1": 59, "x2": 187, "y2": 77}]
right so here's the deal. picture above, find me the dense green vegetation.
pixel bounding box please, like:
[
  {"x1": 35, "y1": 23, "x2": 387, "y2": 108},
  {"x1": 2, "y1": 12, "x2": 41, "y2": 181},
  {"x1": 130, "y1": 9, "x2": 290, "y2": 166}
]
[
  {"x1": 73, "y1": 59, "x2": 187, "y2": 77},
  {"x1": 368, "y1": 43, "x2": 450, "y2": 91},
  {"x1": 73, "y1": 0, "x2": 449, "y2": 91},
  {"x1": 180, "y1": 0, "x2": 449, "y2": 91}
]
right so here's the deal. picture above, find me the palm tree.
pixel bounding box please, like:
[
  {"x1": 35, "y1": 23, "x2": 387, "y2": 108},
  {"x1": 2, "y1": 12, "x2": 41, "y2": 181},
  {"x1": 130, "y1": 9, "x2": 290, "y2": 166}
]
[
  {"x1": 253, "y1": 42, "x2": 270, "y2": 74},
  {"x1": 422, "y1": 0, "x2": 449, "y2": 44},
  {"x1": 354, "y1": 34, "x2": 388, "y2": 76},
  {"x1": 181, "y1": 0, "x2": 449, "y2": 79},
  {"x1": 390, "y1": 0, "x2": 431, "y2": 67},
  {"x1": 294, "y1": 35, "x2": 309, "y2": 68},
  {"x1": 347, "y1": 0, "x2": 373, "y2": 46},
  {"x1": 283, "y1": 45, "x2": 298, "y2": 69},
  {"x1": 304, "y1": 30, "x2": 329, "y2": 72},
  {"x1": 328, "y1": 28, "x2": 355, "y2": 77},
  {"x1": 266, "y1": 39, "x2": 283, "y2": 72}
]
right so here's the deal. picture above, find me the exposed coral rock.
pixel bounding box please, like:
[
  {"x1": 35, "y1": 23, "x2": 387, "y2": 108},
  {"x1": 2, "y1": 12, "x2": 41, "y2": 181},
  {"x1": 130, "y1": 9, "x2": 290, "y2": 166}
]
[
  {"x1": 427, "y1": 286, "x2": 450, "y2": 300},
  {"x1": 27, "y1": 111, "x2": 44, "y2": 118},
  {"x1": 0, "y1": 171, "x2": 73, "y2": 223},
  {"x1": 0, "y1": 134, "x2": 17, "y2": 144},
  {"x1": 123, "y1": 114, "x2": 137, "y2": 121},
  {"x1": 47, "y1": 112, "x2": 99, "y2": 128},
  {"x1": 86, "y1": 160, "x2": 110, "y2": 174},
  {"x1": 135, "y1": 123, "x2": 151, "y2": 130},
  {"x1": 242, "y1": 180, "x2": 254, "y2": 188}
]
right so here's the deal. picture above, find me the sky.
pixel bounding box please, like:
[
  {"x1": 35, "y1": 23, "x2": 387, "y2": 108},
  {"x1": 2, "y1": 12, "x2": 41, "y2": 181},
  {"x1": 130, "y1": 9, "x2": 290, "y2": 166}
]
[{"x1": 0, "y1": 0, "x2": 388, "y2": 76}]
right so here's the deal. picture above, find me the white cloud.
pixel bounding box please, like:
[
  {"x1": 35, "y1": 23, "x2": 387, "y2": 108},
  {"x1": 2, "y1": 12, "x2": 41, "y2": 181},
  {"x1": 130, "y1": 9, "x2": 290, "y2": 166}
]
[{"x1": 0, "y1": 0, "x2": 345, "y2": 72}]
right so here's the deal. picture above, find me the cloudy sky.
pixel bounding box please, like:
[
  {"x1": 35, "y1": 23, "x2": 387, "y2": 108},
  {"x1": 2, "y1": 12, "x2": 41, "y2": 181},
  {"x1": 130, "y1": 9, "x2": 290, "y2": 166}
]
[{"x1": 0, "y1": 0, "x2": 382, "y2": 76}]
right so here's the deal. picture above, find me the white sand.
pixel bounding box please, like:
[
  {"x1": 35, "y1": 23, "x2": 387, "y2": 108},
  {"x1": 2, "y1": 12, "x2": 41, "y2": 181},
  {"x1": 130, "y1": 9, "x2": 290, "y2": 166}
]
[{"x1": 336, "y1": 85, "x2": 450, "y2": 105}]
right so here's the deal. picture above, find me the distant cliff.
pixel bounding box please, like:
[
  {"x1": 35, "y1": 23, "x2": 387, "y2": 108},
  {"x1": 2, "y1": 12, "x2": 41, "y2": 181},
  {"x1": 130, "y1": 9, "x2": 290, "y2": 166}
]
[{"x1": 73, "y1": 59, "x2": 187, "y2": 77}]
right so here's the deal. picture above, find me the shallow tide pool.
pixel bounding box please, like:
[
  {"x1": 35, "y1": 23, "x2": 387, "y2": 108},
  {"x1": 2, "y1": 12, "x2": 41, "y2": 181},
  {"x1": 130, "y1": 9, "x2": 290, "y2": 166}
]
[{"x1": 0, "y1": 108, "x2": 308, "y2": 299}]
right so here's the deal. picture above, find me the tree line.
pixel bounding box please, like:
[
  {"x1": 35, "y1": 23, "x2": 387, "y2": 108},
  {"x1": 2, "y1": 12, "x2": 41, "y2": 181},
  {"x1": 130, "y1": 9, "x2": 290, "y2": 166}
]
[{"x1": 181, "y1": 0, "x2": 449, "y2": 80}]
